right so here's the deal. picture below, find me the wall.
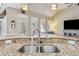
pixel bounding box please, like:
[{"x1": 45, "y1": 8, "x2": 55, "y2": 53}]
[
  {"x1": 51, "y1": 6, "x2": 79, "y2": 36},
  {"x1": 6, "y1": 7, "x2": 19, "y2": 36},
  {"x1": 6, "y1": 7, "x2": 49, "y2": 36}
]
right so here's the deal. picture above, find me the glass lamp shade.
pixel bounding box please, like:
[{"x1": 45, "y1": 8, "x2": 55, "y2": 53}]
[
  {"x1": 51, "y1": 4, "x2": 57, "y2": 10},
  {"x1": 21, "y1": 4, "x2": 28, "y2": 11}
]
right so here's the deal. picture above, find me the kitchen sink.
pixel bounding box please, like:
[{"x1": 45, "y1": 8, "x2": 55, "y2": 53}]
[{"x1": 18, "y1": 45, "x2": 60, "y2": 53}]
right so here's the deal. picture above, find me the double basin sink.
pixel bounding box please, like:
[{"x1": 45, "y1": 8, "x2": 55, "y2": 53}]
[{"x1": 18, "y1": 45, "x2": 60, "y2": 53}]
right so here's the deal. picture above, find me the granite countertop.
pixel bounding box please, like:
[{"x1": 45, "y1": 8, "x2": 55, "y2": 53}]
[
  {"x1": 0, "y1": 43, "x2": 79, "y2": 56},
  {"x1": 0, "y1": 35, "x2": 79, "y2": 41}
]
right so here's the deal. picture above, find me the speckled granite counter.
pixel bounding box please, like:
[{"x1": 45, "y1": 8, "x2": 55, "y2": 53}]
[
  {"x1": 0, "y1": 35, "x2": 79, "y2": 56},
  {"x1": 0, "y1": 35, "x2": 79, "y2": 41},
  {"x1": 0, "y1": 42, "x2": 79, "y2": 56}
]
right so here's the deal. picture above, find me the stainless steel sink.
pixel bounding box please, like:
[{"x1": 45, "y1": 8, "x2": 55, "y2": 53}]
[
  {"x1": 18, "y1": 45, "x2": 60, "y2": 53},
  {"x1": 24, "y1": 46, "x2": 37, "y2": 53},
  {"x1": 43, "y1": 46, "x2": 56, "y2": 53}
]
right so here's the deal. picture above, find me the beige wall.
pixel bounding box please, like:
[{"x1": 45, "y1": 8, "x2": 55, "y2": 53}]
[
  {"x1": 51, "y1": 6, "x2": 79, "y2": 36},
  {"x1": 6, "y1": 7, "x2": 19, "y2": 36}
]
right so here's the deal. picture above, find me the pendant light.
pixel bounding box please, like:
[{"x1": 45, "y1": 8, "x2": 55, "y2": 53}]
[
  {"x1": 51, "y1": 4, "x2": 57, "y2": 11},
  {"x1": 21, "y1": 4, "x2": 28, "y2": 13}
]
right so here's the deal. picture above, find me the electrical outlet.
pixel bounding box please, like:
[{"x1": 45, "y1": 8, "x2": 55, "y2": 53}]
[
  {"x1": 68, "y1": 40, "x2": 75, "y2": 45},
  {"x1": 5, "y1": 40, "x2": 12, "y2": 45}
]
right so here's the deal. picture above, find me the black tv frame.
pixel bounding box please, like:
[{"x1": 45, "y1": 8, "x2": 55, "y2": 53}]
[{"x1": 64, "y1": 19, "x2": 79, "y2": 30}]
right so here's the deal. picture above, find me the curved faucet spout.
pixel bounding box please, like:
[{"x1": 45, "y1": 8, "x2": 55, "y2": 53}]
[
  {"x1": 31, "y1": 29, "x2": 41, "y2": 53},
  {"x1": 32, "y1": 29, "x2": 40, "y2": 37}
]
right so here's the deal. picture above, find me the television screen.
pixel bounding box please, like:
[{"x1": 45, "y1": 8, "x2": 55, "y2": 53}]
[{"x1": 64, "y1": 19, "x2": 79, "y2": 30}]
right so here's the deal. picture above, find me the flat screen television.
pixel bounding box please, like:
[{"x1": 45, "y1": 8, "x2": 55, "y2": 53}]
[{"x1": 64, "y1": 19, "x2": 79, "y2": 30}]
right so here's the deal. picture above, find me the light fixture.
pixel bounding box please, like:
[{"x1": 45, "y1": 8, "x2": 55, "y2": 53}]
[
  {"x1": 21, "y1": 4, "x2": 28, "y2": 13},
  {"x1": 21, "y1": 4, "x2": 28, "y2": 11},
  {"x1": 51, "y1": 4, "x2": 57, "y2": 11}
]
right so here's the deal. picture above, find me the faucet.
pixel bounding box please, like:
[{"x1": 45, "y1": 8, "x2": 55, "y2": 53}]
[
  {"x1": 32, "y1": 29, "x2": 40, "y2": 37},
  {"x1": 31, "y1": 29, "x2": 41, "y2": 53}
]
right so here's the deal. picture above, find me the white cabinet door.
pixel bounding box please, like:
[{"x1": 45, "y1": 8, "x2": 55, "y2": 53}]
[
  {"x1": 31, "y1": 17, "x2": 39, "y2": 35},
  {"x1": 17, "y1": 14, "x2": 29, "y2": 36},
  {"x1": 40, "y1": 18, "x2": 47, "y2": 33},
  {"x1": 0, "y1": 19, "x2": 2, "y2": 35},
  {"x1": 0, "y1": 16, "x2": 7, "y2": 37},
  {"x1": 40, "y1": 18, "x2": 47, "y2": 37}
]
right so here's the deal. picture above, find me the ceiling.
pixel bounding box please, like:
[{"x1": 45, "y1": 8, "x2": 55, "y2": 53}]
[{"x1": 0, "y1": 3, "x2": 78, "y2": 16}]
